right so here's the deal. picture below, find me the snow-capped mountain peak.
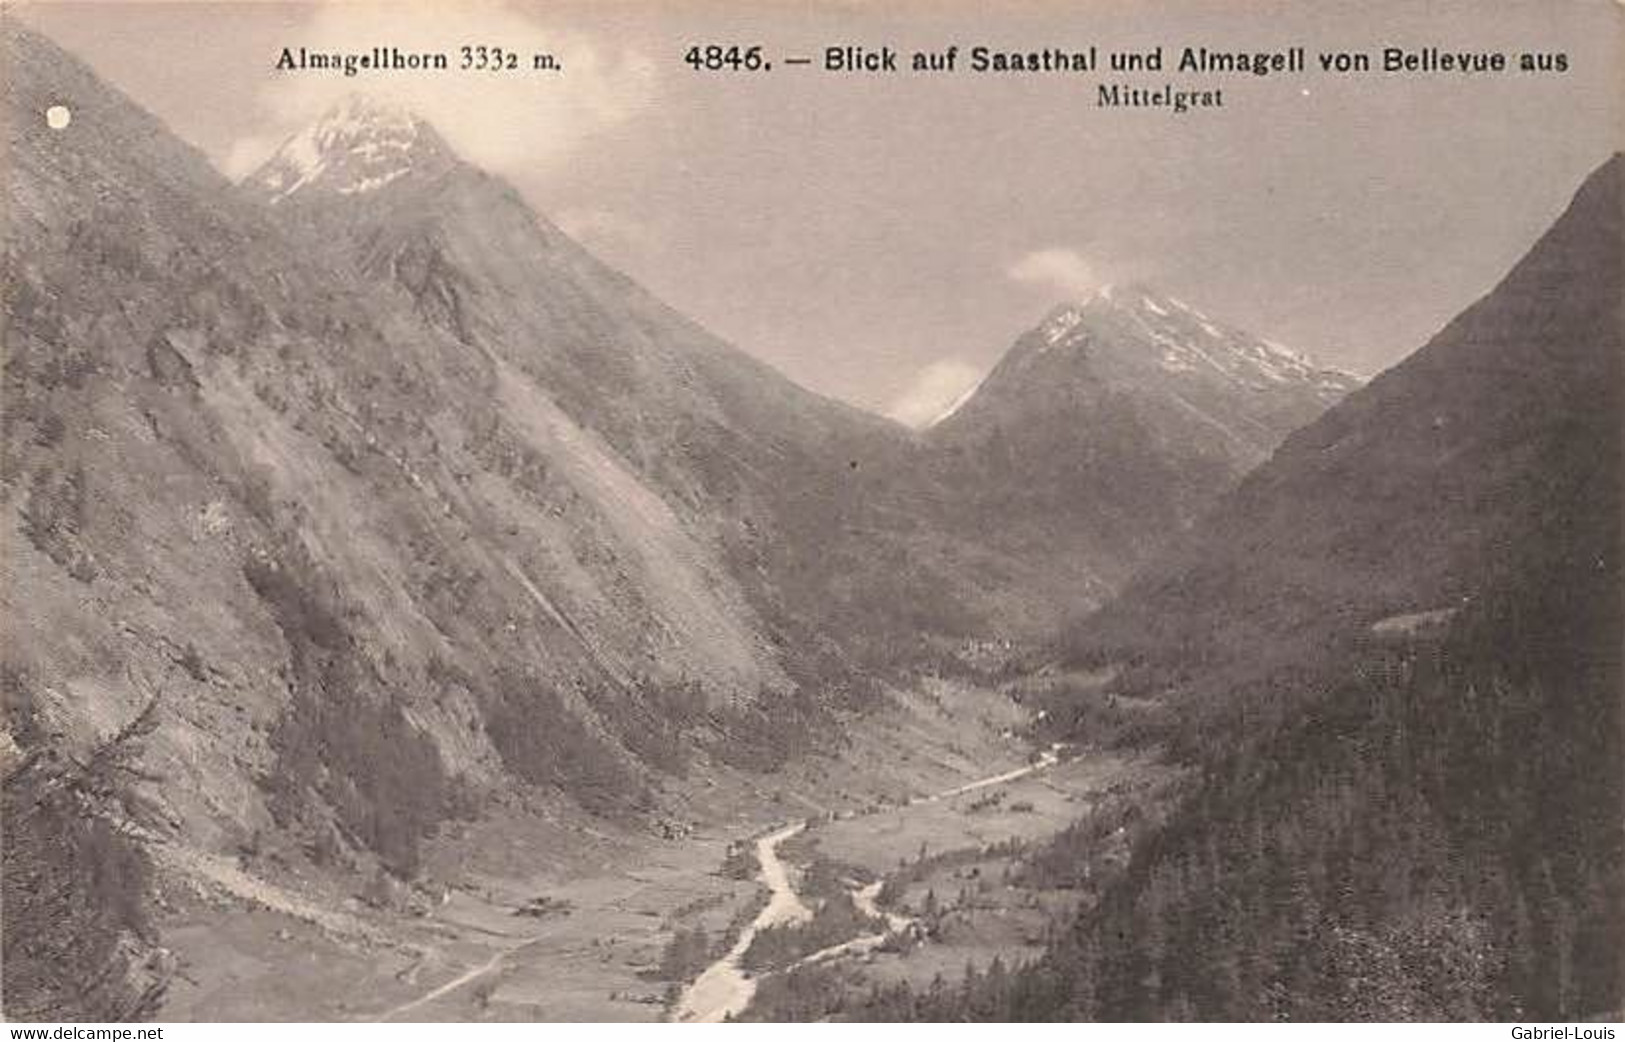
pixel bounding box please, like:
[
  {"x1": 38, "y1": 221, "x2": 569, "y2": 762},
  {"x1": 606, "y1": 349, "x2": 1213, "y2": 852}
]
[
  {"x1": 245, "y1": 94, "x2": 450, "y2": 203},
  {"x1": 1039, "y1": 304, "x2": 1086, "y2": 346},
  {"x1": 1017, "y1": 284, "x2": 1361, "y2": 402}
]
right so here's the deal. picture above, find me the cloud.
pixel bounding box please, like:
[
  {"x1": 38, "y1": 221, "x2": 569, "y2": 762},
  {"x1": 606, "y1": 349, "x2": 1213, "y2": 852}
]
[
  {"x1": 221, "y1": 0, "x2": 655, "y2": 182},
  {"x1": 1006, "y1": 247, "x2": 1103, "y2": 299},
  {"x1": 886, "y1": 360, "x2": 985, "y2": 429}
]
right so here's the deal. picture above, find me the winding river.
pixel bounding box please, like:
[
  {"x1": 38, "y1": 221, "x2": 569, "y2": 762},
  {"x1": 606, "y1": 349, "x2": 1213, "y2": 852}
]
[
  {"x1": 672, "y1": 821, "x2": 811, "y2": 1022},
  {"x1": 672, "y1": 745, "x2": 1065, "y2": 1022}
]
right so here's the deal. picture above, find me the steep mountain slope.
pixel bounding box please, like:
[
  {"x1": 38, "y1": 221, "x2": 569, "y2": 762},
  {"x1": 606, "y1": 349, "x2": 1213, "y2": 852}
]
[
  {"x1": 0, "y1": 26, "x2": 835, "y2": 1017},
  {"x1": 2, "y1": 17, "x2": 780, "y2": 821},
  {"x1": 241, "y1": 97, "x2": 1044, "y2": 662},
  {"x1": 968, "y1": 154, "x2": 1623, "y2": 1020},
  {"x1": 924, "y1": 287, "x2": 1358, "y2": 593}
]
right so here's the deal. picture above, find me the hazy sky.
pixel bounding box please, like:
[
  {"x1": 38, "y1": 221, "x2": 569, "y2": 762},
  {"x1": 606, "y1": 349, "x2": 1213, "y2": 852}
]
[{"x1": 15, "y1": 0, "x2": 1624, "y2": 424}]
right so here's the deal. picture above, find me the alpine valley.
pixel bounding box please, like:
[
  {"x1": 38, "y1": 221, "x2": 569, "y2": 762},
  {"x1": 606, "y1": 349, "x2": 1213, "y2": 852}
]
[{"x1": 2, "y1": 18, "x2": 1618, "y2": 1025}]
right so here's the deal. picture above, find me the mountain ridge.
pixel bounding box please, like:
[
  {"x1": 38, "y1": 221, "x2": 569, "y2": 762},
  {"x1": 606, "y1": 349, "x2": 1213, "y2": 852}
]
[{"x1": 915, "y1": 279, "x2": 1359, "y2": 598}]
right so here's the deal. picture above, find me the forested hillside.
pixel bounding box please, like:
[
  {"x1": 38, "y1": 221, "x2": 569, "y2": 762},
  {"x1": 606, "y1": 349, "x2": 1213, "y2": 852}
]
[{"x1": 861, "y1": 533, "x2": 1620, "y2": 1019}]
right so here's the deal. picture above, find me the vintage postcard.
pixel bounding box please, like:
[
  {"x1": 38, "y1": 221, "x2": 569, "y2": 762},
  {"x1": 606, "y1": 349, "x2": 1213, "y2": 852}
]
[{"x1": 2, "y1": 0, "x2": 1621, "y2": 1028}]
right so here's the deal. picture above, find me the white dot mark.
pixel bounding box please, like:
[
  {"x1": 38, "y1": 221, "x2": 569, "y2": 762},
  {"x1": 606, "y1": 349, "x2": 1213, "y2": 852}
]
[{"x1": 46, "y1": 105, "x2": 71, "y2": 130}]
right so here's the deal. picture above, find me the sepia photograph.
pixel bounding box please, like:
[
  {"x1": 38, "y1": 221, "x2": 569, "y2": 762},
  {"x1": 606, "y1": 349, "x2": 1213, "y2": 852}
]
[{"x1": 1, "y1": 0, "x2": 1621, "y2": 1028}]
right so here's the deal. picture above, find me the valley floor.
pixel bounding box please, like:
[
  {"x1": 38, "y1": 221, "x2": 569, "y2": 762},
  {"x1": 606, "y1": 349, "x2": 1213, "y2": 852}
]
[{"x1": 150, "y1": 679, "x2": 1167, "y2": 1022}]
